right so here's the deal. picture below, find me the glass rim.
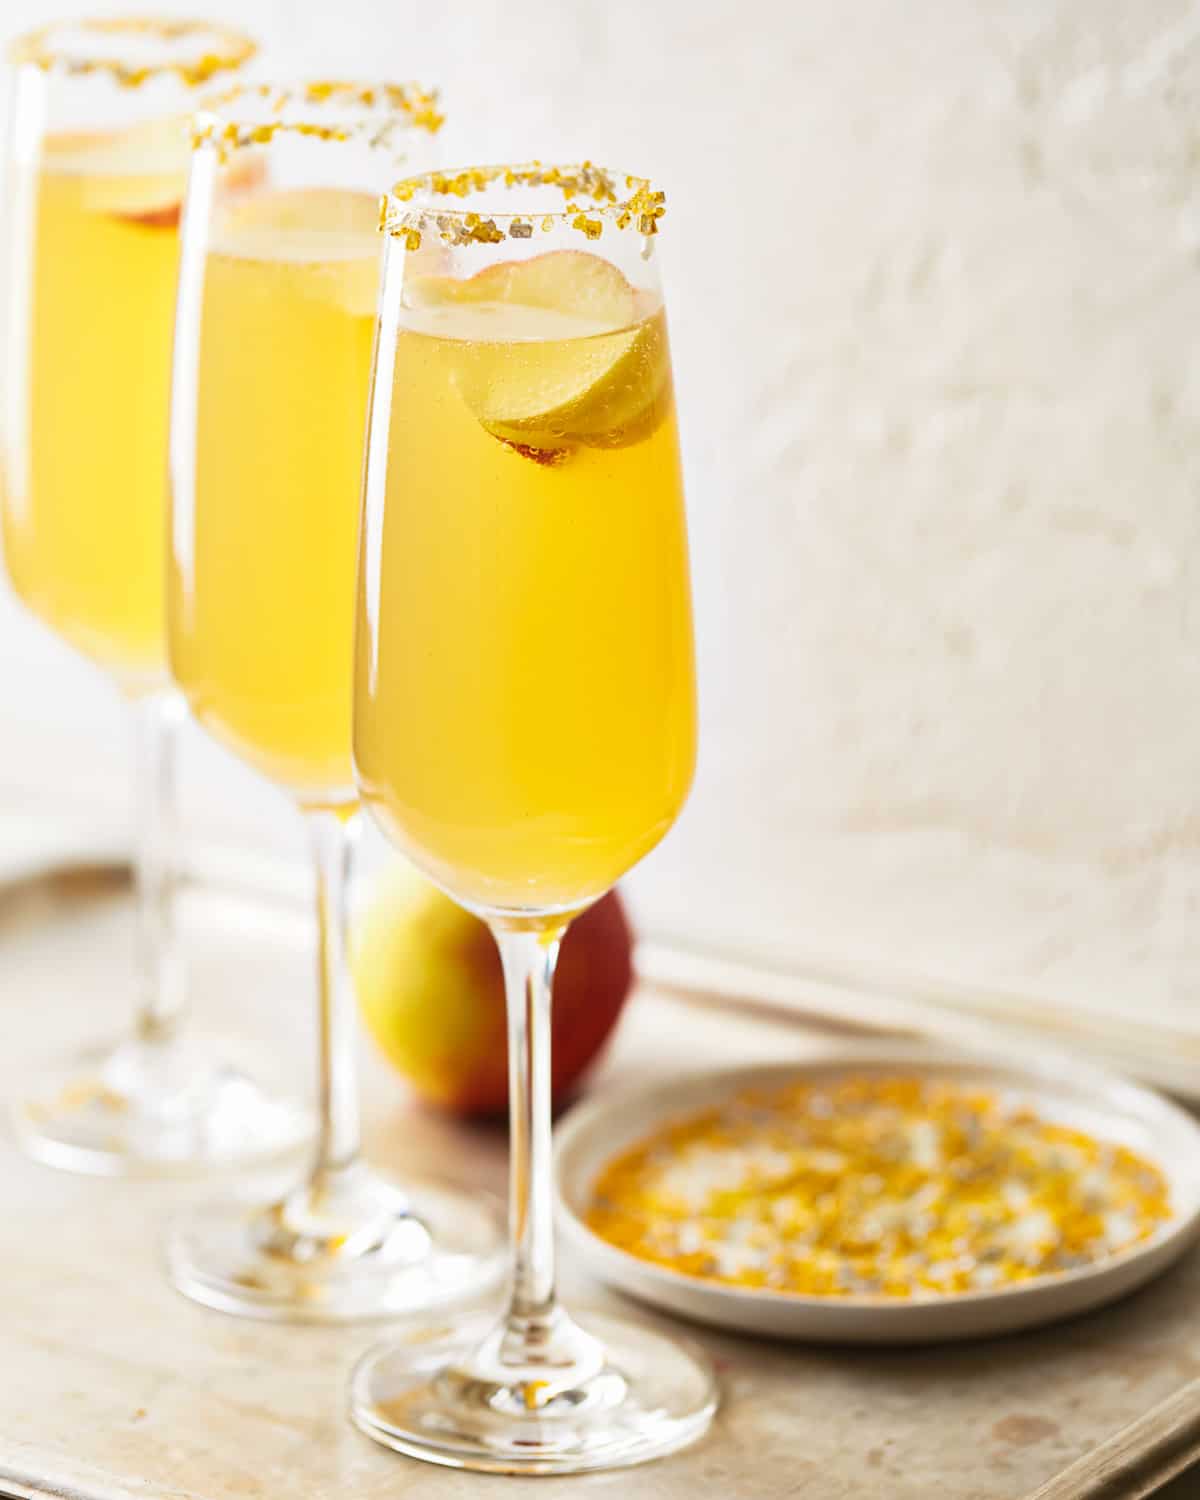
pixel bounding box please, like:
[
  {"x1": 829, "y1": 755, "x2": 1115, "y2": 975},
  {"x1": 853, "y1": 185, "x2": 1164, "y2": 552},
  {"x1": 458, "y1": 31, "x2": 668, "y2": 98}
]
[
  {"x1": 382, "y1": 162, "x2": 666, "y2": 249},
  {"x1": 193, "y1": 78, "x2": 443, "y2": 155},
  {"x1": 6, "y1": 16, "x2": 257, "y2": 90}
]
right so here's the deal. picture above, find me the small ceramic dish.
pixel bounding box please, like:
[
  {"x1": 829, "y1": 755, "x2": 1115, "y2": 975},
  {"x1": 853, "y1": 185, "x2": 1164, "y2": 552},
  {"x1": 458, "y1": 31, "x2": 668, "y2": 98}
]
[{"x1": 554, "y1": 1043, "x2": 1200, "y2": 1343}]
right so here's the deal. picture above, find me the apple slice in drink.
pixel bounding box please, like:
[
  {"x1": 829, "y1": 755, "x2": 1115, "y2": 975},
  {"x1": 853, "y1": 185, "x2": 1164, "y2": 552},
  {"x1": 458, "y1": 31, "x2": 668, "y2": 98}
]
[
  {"x1": 410, "y1": 251, "x2": 670, "y2": 456},
  {"x1": 44, "y1": 117, "x2": 190, "y2": 226},
  {"x1": 213, "y1": 187, "x2": 383, "y2": 316},
  {"x1": 44, "y1": 117, "x2": 263, "y2": 229}
]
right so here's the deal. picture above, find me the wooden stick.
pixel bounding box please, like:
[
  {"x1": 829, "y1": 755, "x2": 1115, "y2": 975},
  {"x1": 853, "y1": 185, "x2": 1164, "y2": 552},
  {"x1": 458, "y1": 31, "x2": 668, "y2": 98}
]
[{"x1": 1025, "y1": 1378, "x2": 1200, "y2": 1499}]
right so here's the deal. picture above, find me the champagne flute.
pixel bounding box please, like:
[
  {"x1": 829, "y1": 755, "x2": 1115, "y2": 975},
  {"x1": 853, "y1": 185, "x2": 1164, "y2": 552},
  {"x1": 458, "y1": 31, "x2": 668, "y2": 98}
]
[
  {"x1": 164, "y1": 84, "x2": 505, "y2": 1321},
  {"x1": 0, "y1": 17, "x2": 309, "y2": 1175},
  {"x1": 349, "y1": 163, "x2": 716, "y2": 1471}
]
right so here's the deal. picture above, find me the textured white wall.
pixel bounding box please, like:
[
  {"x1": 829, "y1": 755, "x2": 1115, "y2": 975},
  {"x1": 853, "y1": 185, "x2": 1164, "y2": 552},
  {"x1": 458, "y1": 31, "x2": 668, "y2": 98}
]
[{"x1": 2, "y1": 0, "x2": 1200, "y2": 1029}]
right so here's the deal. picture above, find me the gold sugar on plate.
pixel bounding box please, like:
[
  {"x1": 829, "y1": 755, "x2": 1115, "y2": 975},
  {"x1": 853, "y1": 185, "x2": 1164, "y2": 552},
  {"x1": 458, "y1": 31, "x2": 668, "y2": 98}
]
[{"x1": 585, "y1": 1074, "x2": 1171, "y2": 1300}]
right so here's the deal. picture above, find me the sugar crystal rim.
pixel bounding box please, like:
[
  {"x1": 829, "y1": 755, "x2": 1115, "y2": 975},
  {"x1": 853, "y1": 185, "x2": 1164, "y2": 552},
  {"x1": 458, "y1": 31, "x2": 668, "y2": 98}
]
[
  {"x1": 382, "y1": 162, "x2": 665, "y2": 249},
  {"x1": 193, "y1": 79, "x2": 443, "y2": 155},
  {"x1": 8, "y1": 16, "x2": 256, "y2": 89}
]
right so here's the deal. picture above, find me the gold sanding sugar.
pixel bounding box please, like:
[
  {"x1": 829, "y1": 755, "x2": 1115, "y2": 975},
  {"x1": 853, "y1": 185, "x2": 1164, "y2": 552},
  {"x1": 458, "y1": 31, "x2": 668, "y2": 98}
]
[{"x1": 585, "y1": 1075, "x2": 1171, "y2": 1299}]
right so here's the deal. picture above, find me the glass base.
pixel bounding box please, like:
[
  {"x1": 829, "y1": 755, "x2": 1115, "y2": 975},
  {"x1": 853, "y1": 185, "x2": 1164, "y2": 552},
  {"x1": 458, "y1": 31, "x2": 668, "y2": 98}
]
[
  {"x1": 166, "y1": 1162, "x2": 507, "y2": 1323},
  {"x1": 11, "y1": 1035, "x2": 311, "y2": 1177},
  {"x1": 349, "y1": 1308, "x2": 718, "y2": 1475}
]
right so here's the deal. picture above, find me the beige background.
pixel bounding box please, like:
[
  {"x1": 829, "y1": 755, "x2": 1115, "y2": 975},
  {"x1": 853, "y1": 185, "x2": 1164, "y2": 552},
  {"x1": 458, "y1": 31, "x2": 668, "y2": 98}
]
[{"x1": 2, "y1": 0, "x2": 1199, "y2": 1032}]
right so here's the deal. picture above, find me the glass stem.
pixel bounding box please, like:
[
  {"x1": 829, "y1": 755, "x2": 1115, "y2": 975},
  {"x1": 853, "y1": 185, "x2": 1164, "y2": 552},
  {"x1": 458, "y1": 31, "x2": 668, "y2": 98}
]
[
  {"x1": 495, "y1": 923, "x2": 569, "y2": 1329},
  {"x1": 132, "y1": 690, "x2": 185, "y2": 1046},
  {"x1": 305, "y1": 809, "x2": 363, "y2": 1183}
]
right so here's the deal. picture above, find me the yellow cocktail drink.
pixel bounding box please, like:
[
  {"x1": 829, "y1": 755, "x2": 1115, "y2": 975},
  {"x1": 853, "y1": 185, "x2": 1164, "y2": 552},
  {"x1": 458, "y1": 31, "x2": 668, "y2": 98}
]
[
  {"x1": 355, "y1": 250, "x2": 697, "y2": 911},
  {"x1": 169, "y1": 188, "x2": 378, "y2": 798},
  {"x1": 3, "y1": 124, "x2": 187, "y2": 683}
]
